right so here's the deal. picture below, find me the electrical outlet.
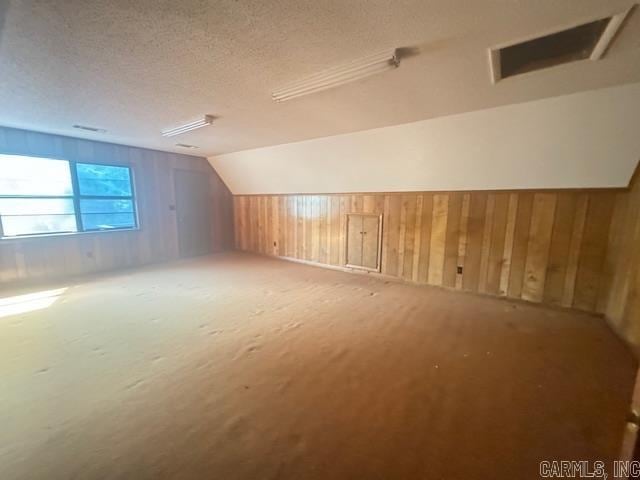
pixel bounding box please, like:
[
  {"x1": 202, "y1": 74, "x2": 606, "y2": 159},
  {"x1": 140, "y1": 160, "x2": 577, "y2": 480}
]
[{"x1": 457, "y1": 266, "x2": 463, "y2": 274}]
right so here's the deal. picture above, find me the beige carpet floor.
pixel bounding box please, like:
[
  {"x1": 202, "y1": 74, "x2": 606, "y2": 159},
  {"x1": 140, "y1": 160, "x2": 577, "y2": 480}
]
[{"x1": 0, "y1": 252, "x2": 635, "y2": 479}]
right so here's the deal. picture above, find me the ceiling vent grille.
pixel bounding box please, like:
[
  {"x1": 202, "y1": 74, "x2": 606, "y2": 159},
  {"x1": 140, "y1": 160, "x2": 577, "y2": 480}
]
[
  {"x1": 489, "y1": 7, "x2": 632, "y2": 82},
  {"x1": 73, "y1": 124, "x2": 106, "y2": 133}
]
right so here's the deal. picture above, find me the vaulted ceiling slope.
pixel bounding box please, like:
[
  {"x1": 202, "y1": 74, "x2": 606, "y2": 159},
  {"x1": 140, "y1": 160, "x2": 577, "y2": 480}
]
[
  {"x1": 0, "y1": 0, "x2": 639, "y2": 156},
  {"x1": 210, "y1": 83, "x2": 640, "y2": 194}
]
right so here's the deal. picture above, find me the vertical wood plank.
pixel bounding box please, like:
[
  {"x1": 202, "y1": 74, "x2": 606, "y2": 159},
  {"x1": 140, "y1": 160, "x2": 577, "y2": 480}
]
[
  {"x1": 428, "y1": 194, "x2": 449, "y2": 286},
  {"x1": 478, "y1": 193, "x2": 496, "y2": 294},
  {"x1": 278, "y1": 196, "x2": 286, "y2": 256},
  {"x1": 455, "y1": 193, "x2": 471, "y2": 290},
  {"x1": 338, "y1": 195, "x2": 348, "y2": 266},
  {"x1": 305, "y1": 196, "x2": 313, "y2": 261},
  {"x1": 522, "y1": 193, "x2": 557, "y2": 303},
  {"x1": 573, "y1": 192, "x2": 615, "y2": 311},
  {"x1": 363, "y1": 195, "x2": 376, "y2": 214},
  {"x1": 311, "y1": 196, "x2": 320, "y2": 262},
  {"x1": 233, "y1": 197, "x2": 241, "y2": 250},
  {"x1": 402, "y1": 195, "x2": 417, "y2": 281},
  {"x1": 461, "y1": 193, "x2": 487, "y2": 292},
  {"x1": 242, "y1": 196, "x2": 249, "y2": 252},
  {"x1": 296, "y1": 196, "x2": 304, "y2": 260},
  {"x1": 327, "y1": 196, "x2": 335, "y2": 265},
  {"x1": 417, "y1": 194, "x2": 434, "y2": 283},
  {"x1": 562, "y1": 194, "x2": 589, "y2": 307},
  {"x1": 319, "y1": 195, "x2": 328, "y2": 264},
  {"x1": 443, "y1": 192, "x2": 463, "y2": 288},
  {"x1": 287, "y1": 196, "x2": 296, "y2": 257},
  {"x1": 485, "y1": 193, "x2": 509, "y2": 295},
  {"x1": 383, "y1": 195, "x2": 402, "y2": 277},
  {"x1": 543, "y1": 193, "x2": 577, "y2": 306},
  {"x1": 265, "y1": 196, "x2": 273, "y2": 255},
  {"x1": 412, "y1": 195, "x2": 424, "y2": 282},
  {"x1": 397, "y1": 195, "x2": 409, "y2": 278},
  {"x1": 498, "y1": 193, "x2": 518, "y2": 296},
  {"x1": 351, "y1": 195, "x2": 363, "y2": 214},
  {"x1": 507, "y1": 193, "x2": 534, "y2": 299}
]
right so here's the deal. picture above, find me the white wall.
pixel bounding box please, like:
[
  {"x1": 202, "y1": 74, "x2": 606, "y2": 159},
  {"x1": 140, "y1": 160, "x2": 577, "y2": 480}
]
[{"x1": 210, "y1": 83, "x2": 640, "y2": 194}]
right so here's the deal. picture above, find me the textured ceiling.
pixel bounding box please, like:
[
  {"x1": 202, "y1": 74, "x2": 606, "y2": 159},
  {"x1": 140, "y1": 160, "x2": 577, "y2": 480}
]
[{"x1": 0, "y1": 0, "x2": 639, "y2": 156}]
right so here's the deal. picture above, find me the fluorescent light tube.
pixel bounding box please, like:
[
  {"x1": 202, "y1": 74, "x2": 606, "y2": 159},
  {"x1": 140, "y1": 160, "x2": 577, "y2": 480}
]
[
  {"x1": 272, "y1": 49, "x2": 399, "y2": 102},
  {"x1": 162, "y1": 115, "x2": 214, "y2": 137}
]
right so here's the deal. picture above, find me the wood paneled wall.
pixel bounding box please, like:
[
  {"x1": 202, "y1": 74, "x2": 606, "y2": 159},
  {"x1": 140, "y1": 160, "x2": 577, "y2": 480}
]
[
  {"x1": 0, "y1": 127, "x2": 234, "y2": 285},
  {"x1": 233, "y1": 190, "x2": 620, "y2": 313},
  {"x1": 604, "y1": 168, "x2": 640, "y2": 352}
]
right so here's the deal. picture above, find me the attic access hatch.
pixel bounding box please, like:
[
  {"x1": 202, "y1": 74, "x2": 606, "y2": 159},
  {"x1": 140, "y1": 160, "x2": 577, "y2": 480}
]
[{"x1": 489, "y1": 7, "x2": 633, "y2": 82}]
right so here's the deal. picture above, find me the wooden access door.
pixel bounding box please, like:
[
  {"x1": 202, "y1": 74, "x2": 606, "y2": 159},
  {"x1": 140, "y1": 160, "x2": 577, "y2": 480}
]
[
  {"x1": 346, "y1": 213, "x2": 382, "y2": 271},
  {"x1": 174, "y1": 169, "x2": 212, "y2": 258}
]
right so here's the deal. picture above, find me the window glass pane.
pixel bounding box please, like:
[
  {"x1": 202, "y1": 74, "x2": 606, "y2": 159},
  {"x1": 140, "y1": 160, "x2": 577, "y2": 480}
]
[
  {"x1": 81, "y1": 213, "x2": 136, "y2": 231},
  {"x1": 79, "y1": 199, "x2": 136, "y2": 230},
  {"x1": 76, "y1": 163, "x2": 132, "y2": 196},
  {"x1": 2, "y1": 215, "x2": 77, "y2": 236},
  {"x1": 79, "y1": 199, "x2": 134, "y2": 214},
  {"x1": 0, "y1": 198, "x2": 76, "y2": 215},
  {"x1": 0, "y1": 198, "x2": 77, "y2": 236},
  {"x1": 0, "y1": 154, "x2": 73, "y2": 196}
]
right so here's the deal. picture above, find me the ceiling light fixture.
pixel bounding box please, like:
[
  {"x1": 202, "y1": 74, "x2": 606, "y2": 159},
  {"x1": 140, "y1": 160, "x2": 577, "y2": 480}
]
[
  {"x1": 271, "y1": 49, "x2": 400, "y2": 102},
  {"x1": 162, "y1": 115, "x2": 214, "y2": 137},
  {"x1": 175, "y1": 143, "x2": 199, "y2": 149}
]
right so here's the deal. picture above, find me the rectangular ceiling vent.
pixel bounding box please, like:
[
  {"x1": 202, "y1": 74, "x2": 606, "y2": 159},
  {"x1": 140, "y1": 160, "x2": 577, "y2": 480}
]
[
  {"x1": 73, "y1": 124, "x2": 106, "y2": 133},
  {"x1": 175, "y1": 143, "x2": 199, "y2": 149},
  {"x1": 489, "y1": 8, "x2": 632, "y2": 82}
]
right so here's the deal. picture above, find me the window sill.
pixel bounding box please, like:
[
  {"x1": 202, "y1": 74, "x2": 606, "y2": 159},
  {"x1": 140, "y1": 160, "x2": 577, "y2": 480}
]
[{"x1": 0, "y1": 228, "x2": 140, "y2": 242}]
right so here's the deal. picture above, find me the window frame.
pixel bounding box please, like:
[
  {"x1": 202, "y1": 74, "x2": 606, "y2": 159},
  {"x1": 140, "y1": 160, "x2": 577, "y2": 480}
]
[{"x1": 0, "y1": 155, "x2": 139, "y2": 239}]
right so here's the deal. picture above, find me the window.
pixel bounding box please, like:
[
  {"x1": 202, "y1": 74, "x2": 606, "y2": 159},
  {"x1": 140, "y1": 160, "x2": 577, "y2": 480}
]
[
  {"x1": 0, "y1": 154, "x2": 137, "y2": 237},
  {"x1": 75, "y1": 163, "x2": 137, "y2": 231}
]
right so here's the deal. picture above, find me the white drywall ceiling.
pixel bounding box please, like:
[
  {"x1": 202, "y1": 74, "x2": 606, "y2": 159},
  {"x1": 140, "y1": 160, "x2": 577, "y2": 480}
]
[
  {"x1": 210, "y1": 83, "x2": 640, "y2": 194},
  {"x1": 0, "y1": 0, "x2": 639, "y2": 157}
]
